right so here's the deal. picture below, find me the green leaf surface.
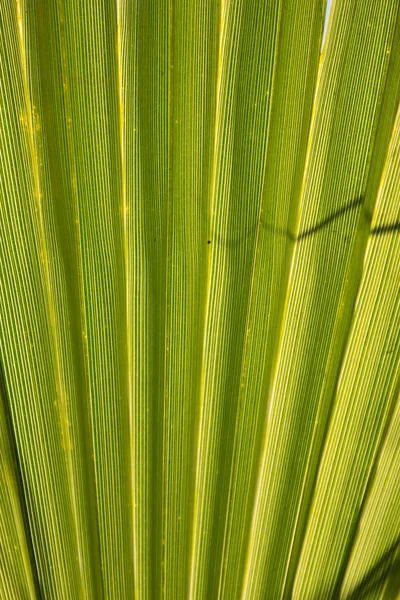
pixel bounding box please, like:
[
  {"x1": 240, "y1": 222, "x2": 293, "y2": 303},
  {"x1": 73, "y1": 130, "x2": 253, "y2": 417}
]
[
  {"x1": 242, "y1": 2, "x2": 400, "y2": 597},
  {"x1": 0, "y1": 3, "x2": 92, "y2": 596},
  {"x1": 341, "y1": 387, "x2": 400, "y2": 600},
  {"x1": 0, "y1": 0, "x2": 399, "y2": 598},
  {"x1": 119, "y1": 0, "x2": 169, "y2": 596},
  {"x1": 35, "y1": 0, "x2": 134, "y2": 596},
  {"x1": 294, "y1": 99, "x2": 400, "y2": 599},
  {"x1": 0, "y1": 371, "x2": 37, "y2": 599}
]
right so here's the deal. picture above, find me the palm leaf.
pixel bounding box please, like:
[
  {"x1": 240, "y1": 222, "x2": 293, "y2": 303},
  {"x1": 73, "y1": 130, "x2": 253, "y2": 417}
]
[{"x1": 0, "y1": 0, "x2": 399, "y2": 598}]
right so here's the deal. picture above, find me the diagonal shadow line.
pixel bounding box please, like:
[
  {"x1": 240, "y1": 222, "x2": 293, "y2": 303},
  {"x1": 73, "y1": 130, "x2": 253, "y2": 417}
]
[
  {"x1": 371, "y1": 221, "x2": 400, "y2": 235},
  {"x1": 295, "y1": 197, "x2": 362, "y2": 241},
  {"x1": 339, "y1": 535, "x2": 400, "y2": 600},
  {"x1": 210, "y1": 197, "x2": 400, "y2": 249}
]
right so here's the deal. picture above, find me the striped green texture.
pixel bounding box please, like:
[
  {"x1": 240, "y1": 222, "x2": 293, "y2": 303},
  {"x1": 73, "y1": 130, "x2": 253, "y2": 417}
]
[
  {"x1": 0, "y1": 0, "x2": 399, "y2": 598},
  {"x1": 0, "y1": 372, "x2": 37, "y2": 599}
]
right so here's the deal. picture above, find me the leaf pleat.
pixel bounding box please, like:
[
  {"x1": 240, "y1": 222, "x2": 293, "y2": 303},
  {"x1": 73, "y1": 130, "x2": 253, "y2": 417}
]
[
  {"x1": 0, "y1": 3, "x2": 89, "y2": 596},
  {"x1": 0, "y1": 370, "x2": 38, "y2": 599},
  {"x1": 293, "y1": 101, "x2": 400, "y2": 598},
  {"x1": 242, "y1": 2, "x2": 400, "y2": 597}
]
